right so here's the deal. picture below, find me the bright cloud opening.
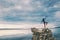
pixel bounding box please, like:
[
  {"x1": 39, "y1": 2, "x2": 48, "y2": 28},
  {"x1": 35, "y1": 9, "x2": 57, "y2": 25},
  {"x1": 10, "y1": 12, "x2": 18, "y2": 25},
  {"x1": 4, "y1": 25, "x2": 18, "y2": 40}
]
[{"x1": 0, "y1": 23, "x2": 55, "y2": 36}]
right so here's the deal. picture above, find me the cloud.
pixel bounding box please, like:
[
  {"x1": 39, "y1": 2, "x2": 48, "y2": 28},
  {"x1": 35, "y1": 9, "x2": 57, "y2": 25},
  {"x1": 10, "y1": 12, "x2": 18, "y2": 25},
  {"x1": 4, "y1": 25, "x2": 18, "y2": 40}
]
[
  {"x1": 0, "y1": 0, "x2": 43, "y2": 22},
  {"x1": 41, "y1": 0, "x2": 60, "y2": 7},
  {"x1": 0, "y1": 0, "x2": 42, "y2": 21},
  {"x1": 53, "y1": 1, "x2": 60, "y2": 8},
  {"x1": 0, "y1": 0, "x2": 60, "y2": 25},
  {"x1": 54, "y1": 11, "x2": 60, "y2": 23},
  {"x1": 0, "y1": 0, "x2": 42, "y2": 12},
  {"x1": 55, "y1": 11, "x2": 60, "y2": 19}
]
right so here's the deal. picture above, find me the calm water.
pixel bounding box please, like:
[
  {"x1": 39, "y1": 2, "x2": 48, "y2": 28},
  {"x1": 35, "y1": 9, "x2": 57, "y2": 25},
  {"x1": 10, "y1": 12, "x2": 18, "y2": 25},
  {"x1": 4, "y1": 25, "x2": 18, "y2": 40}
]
[{"x1": 0, "y1": 28, "x2": 60, "y2": 40}]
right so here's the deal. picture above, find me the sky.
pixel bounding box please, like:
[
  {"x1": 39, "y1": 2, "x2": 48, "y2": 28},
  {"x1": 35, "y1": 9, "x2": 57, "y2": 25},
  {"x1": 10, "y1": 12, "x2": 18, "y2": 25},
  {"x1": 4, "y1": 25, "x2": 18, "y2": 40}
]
[{"x1": 0, "y1": 0, "x2": 60, "y2": 36}]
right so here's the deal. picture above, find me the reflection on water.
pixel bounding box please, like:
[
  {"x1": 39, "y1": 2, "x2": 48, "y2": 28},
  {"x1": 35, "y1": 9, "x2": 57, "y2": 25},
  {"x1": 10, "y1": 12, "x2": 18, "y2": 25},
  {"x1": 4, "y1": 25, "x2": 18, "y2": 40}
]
[{"x1": 0, "y1": 30, "x2": 31, "y2": 36}]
